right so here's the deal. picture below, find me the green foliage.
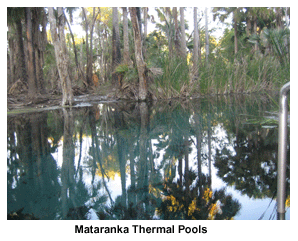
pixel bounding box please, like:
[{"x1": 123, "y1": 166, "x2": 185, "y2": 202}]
[
  {"x1": 199, "y1": 52, "x2": 289, "y2": 95},
  {"x1": 115, "y1": 63, "x2": 138, "y2": 84},
  {"x1": 115, "y1": 63, "x2": 129, "y2": 74},
  {"x1": 151, "y1": 55, "x2": 193, "y2": 99},
  {"x1": 259, "y1": 28, "x2": 290, "y2": 66}
]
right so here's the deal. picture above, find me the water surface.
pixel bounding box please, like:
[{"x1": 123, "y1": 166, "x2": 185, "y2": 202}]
[{"x1": 7, "y1": 94, "x2": 290, "y2": 220}]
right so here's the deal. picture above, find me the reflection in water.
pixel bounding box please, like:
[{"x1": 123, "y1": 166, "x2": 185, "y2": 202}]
[{"x1": 7, "y1": 94, "x2": 290, "y2": 220}]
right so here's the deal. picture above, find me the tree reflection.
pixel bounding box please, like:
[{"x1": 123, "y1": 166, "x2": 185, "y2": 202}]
[
  {"x1": 7, "y1": 94, "x2": 288, "y2": 220},
  {"x1": 214, "y1": 124, "x2": 290, "y2": 199},
  {"x1": 7, "y1": 113, "x2": 60, "y2": 219}
]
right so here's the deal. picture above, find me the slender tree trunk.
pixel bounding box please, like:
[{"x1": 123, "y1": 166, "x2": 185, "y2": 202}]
[
  {"x1": 48, "y1": 7, "x2": 74, "y2": 106},
  {"x1": 82, "y1": 8, "x2": 92, "y2": 86},
  {"x1": 25, "y1": 7, "x2": 37, "y2": 98},
  {"x1": 193, "y1": 7, "x2": 199, "y2": 80},
  {"x1": 112, "y1": 7, "x2": 121, "y2": 87},
  {"x1": 89, "y1": 8, "x2": 100, "y2": 86},
  {"x1": 122, "y1": 7, "x2": 130, "y2": 65},
  {"x1": 129, "y1": 7, "x2": 147, "y2": 101},
  {"x1": 64, "y1": 12, "x2": 85, "y2": 85},
  {"x1": 89, "y1": 8, "x2": 95, "y2": 84},
  {"x1": 180, "y1": 7, "x2": 187, "y2": 59},
  {"x1": 143, "y1": 7, "x2": 148, "y2": 58},
  {"x1": 64, "y1": 11, "x2": 79, "y2": 75},
  {"x1": 233, "y1": 12, "x2": 238, "y2": 55}
]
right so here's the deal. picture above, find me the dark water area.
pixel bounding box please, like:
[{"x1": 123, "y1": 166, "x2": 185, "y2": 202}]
[{"x1": 7, "y1": 94, "x2": 290, "y2": 220}]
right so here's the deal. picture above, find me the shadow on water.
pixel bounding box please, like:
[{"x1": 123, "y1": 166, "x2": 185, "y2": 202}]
[{"x1": 7, "y1": 94, "x2": 290, "y2": 220}]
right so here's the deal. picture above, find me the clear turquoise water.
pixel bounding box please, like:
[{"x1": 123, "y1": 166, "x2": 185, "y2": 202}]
[{"x1": 7, "y1": 94, "x2": 290, "y2": 220}]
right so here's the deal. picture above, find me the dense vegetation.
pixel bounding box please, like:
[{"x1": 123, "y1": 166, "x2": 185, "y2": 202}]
[{"x1": 7, "y1": 7, "x2": 290, "y2": 105}]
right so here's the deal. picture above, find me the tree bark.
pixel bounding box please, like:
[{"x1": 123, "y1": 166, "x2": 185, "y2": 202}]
[
  {"x1": 122, "y1": 7, "x2": 130, "y2": 64},
  {"x1": 25, "y1": 7, "x2": 37, "y2": 98},
  {"x1": 112, "y1": 7, "x2": 121, "y2": 87},
  {"x1": 233, "y1": 11, "x2": 238, "y2": 55},
  {"x1": 143, "y1": 7, "x2": 148, "y2": 58},
  {"x1": 82, "y1": 8, "x2": 92, "y2": 86},
  {"x1": 15, "y1": 17, "x2": 27, "y2": 84},
  {"x1": 48, "y1": 7, "x2": 74, "y2": 106},
  {"x1": 129, "y1": 7, "x2": 147, "y2": 101},
  {"x1": 32, "y1": 8, "x2": 44, "y2": 93},
  {"x1": 89, "y1": 8, "x2": 100, "y2": 86}
]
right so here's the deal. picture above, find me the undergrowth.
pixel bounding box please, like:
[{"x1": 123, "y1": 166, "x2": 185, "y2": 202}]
[{"x1": 112, "y1": 51, "x2": 289, "y2": 100}]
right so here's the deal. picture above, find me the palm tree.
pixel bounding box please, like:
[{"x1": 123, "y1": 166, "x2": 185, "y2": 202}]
[
  {"x1": 155, "y1": 7, "x2": 174, "y2": 57},
  {"x1": 213, "y1": 7, "x2": 243, "y2": 55}
]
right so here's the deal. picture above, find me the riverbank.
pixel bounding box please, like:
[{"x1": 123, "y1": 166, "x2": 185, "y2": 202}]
[{"x1": 7, "y1": 86, "x2": 280, "y2": 116}]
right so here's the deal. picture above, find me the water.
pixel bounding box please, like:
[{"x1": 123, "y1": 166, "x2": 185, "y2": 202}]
[{"x1": 7, "y1": 94, "x2": 290, "y2": 220}]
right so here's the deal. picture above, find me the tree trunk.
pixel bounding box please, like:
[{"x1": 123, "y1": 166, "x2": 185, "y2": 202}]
[
  {"x1": 32, "y1": 8, "x2": 44, "y2": 93},
  {"x1": 112, "y1": 7, "x2": 121, "y2": 87},
  {"x1": 193, "y1": 7, "x2": 199, "y2": 79},
  {"x1": 129, "y1": 7, "x2": 147, "y2": 101},
  {"x1": 180, "y1": 7, "x2": 187, "y2": 59},
  {"x1": 136, "y1": 7, "x2": 142, "y2": 37},
  {"x1": 143, "y1": 7, "x2": 148, "y2": 58},
  {"x1": 233, "y1": 12, "x2": 238, "y2": 55},
  {"x1": 122, "y1": 7, "x2": 130, "y2": 64},
  {"x1": 64, "y1": 11, "x2": 80, "y2": 78},
  {"x1": 15, "y1": 17, "x2": 27, "y2": 84},
  {"x1": 82, "y1": 8, "x2": 92, "y2": 86},
  {"x1": 25, "y1": 7, "x2": 37, "y2": 98},
  {"x1": 7, "y1": 34, "x2": 15, "y2": 86},
  {"x1": 48, "y1": 7, "x2": 74, "y2": 106},
  {"x1": 89, "y1": 8, "x2": 100, "y2": 86}
]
